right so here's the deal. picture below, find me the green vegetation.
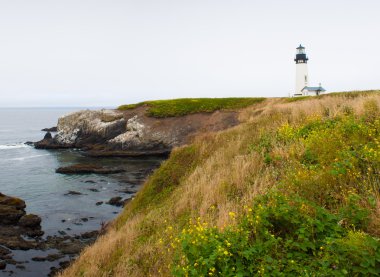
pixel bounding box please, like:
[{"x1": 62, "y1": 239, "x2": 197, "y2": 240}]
[
  {"x1": 62, "y1": 92, "x2": 380, "y2": 277},
  {"x1": 118, "y1": 98, "x2": 265, "y2": 118},
  {"x1": 170, "y1": 101, "x2": 380, "y2": 276},
  {"x1": 173, "y1": 194, "x2": 379, "y2": 276}
]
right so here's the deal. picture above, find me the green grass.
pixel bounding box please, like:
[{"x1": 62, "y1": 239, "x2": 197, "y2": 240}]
[{"x1": 118, "y1": 98, "x2": 265, "y2": 118}]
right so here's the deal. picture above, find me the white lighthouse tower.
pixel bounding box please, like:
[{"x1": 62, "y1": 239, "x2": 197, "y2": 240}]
[
  {"x1": 294, "y1": 44, "x2": 309, "y2": 96},
  {"x1": 293, "y1": 44, "x2": 326, "y2": 97}
]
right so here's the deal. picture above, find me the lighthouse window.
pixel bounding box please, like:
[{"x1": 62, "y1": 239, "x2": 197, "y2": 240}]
[{"x1": 305, "y1": 76, "x2": 308, "y2": 82}]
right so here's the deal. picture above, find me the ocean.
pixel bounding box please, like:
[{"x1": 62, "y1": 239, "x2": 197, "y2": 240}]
[{"x1": 0, "y1": 108, "x2": 162, "y2": 276}]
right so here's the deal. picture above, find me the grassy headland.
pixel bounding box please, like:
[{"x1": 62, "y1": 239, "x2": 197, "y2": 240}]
[
  {"x1": 62, "y1": 92, "x2": 380, "y2": 276},
  {"x1": 118, "y1": 98, "x2": 265, "y2": 118}
]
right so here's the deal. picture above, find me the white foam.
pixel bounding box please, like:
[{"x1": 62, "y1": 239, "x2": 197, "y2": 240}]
[
  {"x1": 0, "y1": 143, "x2": 30, "y2": 150},
  {"x1": 10, "y1": 154, "x2": 50, "y2": 161}
]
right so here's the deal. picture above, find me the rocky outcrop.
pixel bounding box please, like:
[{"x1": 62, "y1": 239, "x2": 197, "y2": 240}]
[
  {"x1": 0, "y1": 192, "x2": 102, "y2": 273},
  {"x1": 56, "y1": 164, "x2": 125, "y2": 175},
  {"x1": 34, "y1": 106, "x2": 239, "y2": 156},
  {"x1": 0, "y1": 193, "x2": 43, "y2": 237},
  {"x1": 35, "y1": 109, "x2": 126, "y2": 150},
  {"x1": 0, "y1": 193, "x2": 26, "y2": 225},
  {"x1": 0, "y1": 193, "x2": 44, "y2": 269},
  {"x1": 41, "y1": 126, "x2": 58, "y2": 132}
]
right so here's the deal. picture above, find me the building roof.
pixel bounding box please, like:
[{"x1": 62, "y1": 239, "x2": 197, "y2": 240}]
[
  {"x1": 296, "y1": 44, "x2": 305, "y2": 49},
  {"x1": 302, "y1": 86, "x2": 326, "y2": 92}
]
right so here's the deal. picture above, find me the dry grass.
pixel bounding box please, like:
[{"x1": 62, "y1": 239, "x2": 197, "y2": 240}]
[{"x1": 60, "y1": 92, "x2": 380, "y2": 277}]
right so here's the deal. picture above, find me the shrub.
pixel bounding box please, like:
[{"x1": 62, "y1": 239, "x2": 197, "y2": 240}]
[{"x1": 172, "y1": 193, "x2": 380, "y2": 276}]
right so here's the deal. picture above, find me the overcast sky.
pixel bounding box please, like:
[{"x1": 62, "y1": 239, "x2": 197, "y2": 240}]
[{"x1": 0, "y1": 0, "x2": 379, "y2": 107}]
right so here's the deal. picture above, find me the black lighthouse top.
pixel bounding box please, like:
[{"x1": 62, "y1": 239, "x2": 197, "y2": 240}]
[{"x1": 294, "y1": 44, "x2": 308, "y2": 64}]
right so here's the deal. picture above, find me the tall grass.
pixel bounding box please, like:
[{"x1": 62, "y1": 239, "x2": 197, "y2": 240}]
[{"x1": 61, "y1": 92, "x2": 380, "y2": 277}]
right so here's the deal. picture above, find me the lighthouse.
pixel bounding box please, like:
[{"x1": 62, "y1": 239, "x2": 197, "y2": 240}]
[
  {"x1": 293, "y1": 44, "x2": 326, "y2": 97},
  {"x1": 294, "y1": 44, "x2": 309, "y2": 96}
]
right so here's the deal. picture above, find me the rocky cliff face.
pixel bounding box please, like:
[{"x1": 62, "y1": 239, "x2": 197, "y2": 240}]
[{"x1": 35, "y1": 106, "x2": 239, "y2": 156}]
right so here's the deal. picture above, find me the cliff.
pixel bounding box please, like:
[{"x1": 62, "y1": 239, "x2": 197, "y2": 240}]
[
  {"x1": 59, "y1": 92, "x2": 380, "y2": 276},
  {"x1": 35, "y1": 104, "x2": 246, "y2": 156}
]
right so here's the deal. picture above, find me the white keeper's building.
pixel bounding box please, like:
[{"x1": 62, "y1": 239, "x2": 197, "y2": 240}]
[{"x1": 293, "y1": 44, "x2": 326, "y2": 97}]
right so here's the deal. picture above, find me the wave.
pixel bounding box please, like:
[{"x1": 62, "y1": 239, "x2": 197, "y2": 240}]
[
  {"x1": 0, "y1": 143, "x2": 30, "y2": 150},
  {"x1": 9, "y1": 154, "x2": 50, "y2": 161}
]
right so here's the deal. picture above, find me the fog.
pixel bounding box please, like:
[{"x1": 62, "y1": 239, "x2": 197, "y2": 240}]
[{"x1": 0, "y1": 0, "x2": 379, "y2": 107}]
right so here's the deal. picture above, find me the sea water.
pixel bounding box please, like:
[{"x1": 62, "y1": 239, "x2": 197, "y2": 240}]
[{"x1": 0, "y1": 108, "x2": 162, "y2": 276}]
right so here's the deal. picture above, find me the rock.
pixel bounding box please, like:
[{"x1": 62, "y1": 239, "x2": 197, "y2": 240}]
[
  {"x1": 17, "y1": 214, "x2": 44, "y2": 237},
  {"x1": 0, "y1": 193, "x2": 26, "y2": 210},
  {"x1": 88, "y1": 188, "x2": 99, "y2": 192},
  {"x1": 0, "y1": 205, "x2": 25, "y2": 225},
  {"x1": 34, "y1": 136, "x2": 69, "y2": 149},
  {"x1": 44, "y1": 132, "x2": 53, "y2": 140},
  {"x1": 24, "y1": 229, "x2": 44, "y2": 238},
  {"x1": 64, "y1": 191, "x2": 83, "y2": 196},
  {"x1": 106, "y1": 196, "x2": 123, "y2": 207},
  {"x1": 18, "y1": 214, "x2": 41, "y2": 228},
  {"x1": 80, "y1": 231, "x2": 99, "y2": 239},
  {"x1": 45, "y1": 253, "x2": 64, "y2": 262},
  {"x1": 59, "y1": 260, "x2": 71, "y2": 268},
  {"x1": 81, "y1": 218, "x2": 88, "y2": 222},
  {"x1": 0, "y1": 260, "x2": 6, "y2": 270},
  {"x1": 56, "y1": 164, "x2": 125, "y2": 175},
  {"x1": 0, "y1": 235, "x2": 39, "y2": 250},
  {"x1": 59, "y1": 242, "x2": 85, "y2": 255},
  {"x1": 95, "y1": 201, "x2": 103, "y2": 206},
  {"x1": 84, "y1": 180, "x2": 96, "y2": 183},
  {"x1": 53, "y1": 109, "x2": 126, "y2": 147},
  {"x1": 41, "y1": 127, "x2": 58, "y2": 132},
  {"x1": 33, "y1": 107, "x2": 239, "y2": 156},
  {"x1": 0, "y1": 193, "x2": 44, "y2": 260},
  {"x1": 0, "y1": 193, "x2": 26, "y2": 225},
  {"x1": 0, "y1": 246, "x2": 11, "y2": 257},
  {"x1": 32, "y1": 256, "x2": 46, "y2": 262}
]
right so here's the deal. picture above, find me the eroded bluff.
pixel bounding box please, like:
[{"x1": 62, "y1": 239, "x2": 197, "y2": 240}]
[{"x1": 35, "y1": 106, "x2": 239, "y2": 156}]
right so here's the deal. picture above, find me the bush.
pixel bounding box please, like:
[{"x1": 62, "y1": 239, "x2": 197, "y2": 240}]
[
  {"x1": 277, "y1": 115, "x2": 380, "y2": 207},
  {"x1": 172, "y1": 193, "x2": 380, "y2": 276}
]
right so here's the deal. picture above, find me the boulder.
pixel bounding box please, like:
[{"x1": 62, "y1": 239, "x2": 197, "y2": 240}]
[
  {"x1": 107, "y1": 197, "x2": 129, "y2": 207},
  {"x1": 18, "y1": 214, "x2": 42, "y2": 228},
  {"x1": 0, "y1": 193, "x2": 26, "y2": 209},
  {"x1": 0, "y1": 193, "x2": 26, "y2": 225},
  {"x1": 44, "y1": 132, "x2": 53, "y2": 140},
  {"x1": 106, "y1": 197, "x2": 123, "y2": 206}
]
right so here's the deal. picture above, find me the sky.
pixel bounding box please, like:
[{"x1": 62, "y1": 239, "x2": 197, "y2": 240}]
[{"x1": 0, "y1": 0, "x2": 379, "y2": 107}]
